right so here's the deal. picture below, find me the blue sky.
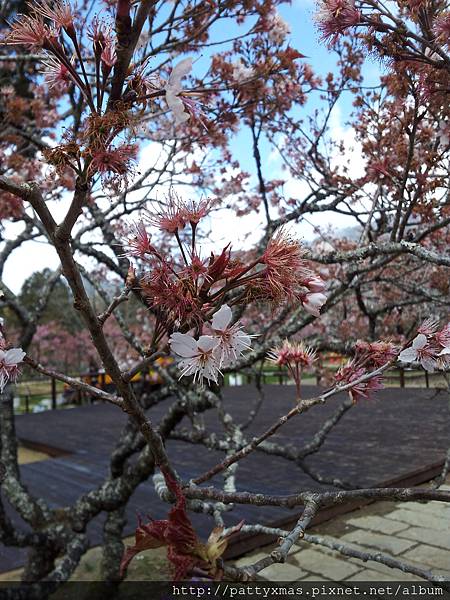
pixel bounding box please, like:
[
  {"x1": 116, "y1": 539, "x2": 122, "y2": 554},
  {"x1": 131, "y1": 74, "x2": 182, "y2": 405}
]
[{"x1": 2, "y1": 0, "x2": 384, "y2": 293}]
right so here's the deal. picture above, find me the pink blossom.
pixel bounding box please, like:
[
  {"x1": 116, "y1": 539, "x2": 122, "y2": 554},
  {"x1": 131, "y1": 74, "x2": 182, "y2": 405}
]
[
  {"x1": 89, "y1": 143, "x2": 137, "y2": 176},
  {"x1": 182, "y1": 197, "x2": 211, "y2": 226},
  {"x1": 335, "y1": 361, "x2": 383, "y2": 403},
  {"x1": 42, "y1": 54, "x2": 75, "y2": 90},
  {"x1": 434, "y1": 324, "x2": 450, "y2": 349},
  {"x1": 123, "y1": 221, "x2": 155, "y2": 258},
  {"x1": 417, "y1": 317, "x2": 439, "y2": 335},
  {"x1": 355, "y1": 340, "x2": 399, "y2": 367},
  {"x1": 268, "y1": 340, "x2": 316, "y2": 368},
  {"x1": 268, "y1": 339, "x2": 316, "y2": 401},
  {"x1": 314, "y1": 0, "x2": 361, "y2": 43},
  {"x1": 0, "y1": 348, "x2": 26, "y2": 392},
  {"x1": 88, "y1": 16, "x2": 115, "y2": 55},
  {"x1": 31, "y1": 0, "x2": 76, "y2": 32},
  {"x1": 101, "y1": 40, "x2": 117, "y2": 69},
  {"x1": 145, "y1": 190, "x2": 186, "y2": 234},
  {"x1": 4, "y1": 13, "x2": 58, "y2": 51},
  {"x1": 305, "y1": 276, "x2": 326, "y2": 293},
  {"x1": 260, "y1": 228, "x2": 310, "y2": 300}
]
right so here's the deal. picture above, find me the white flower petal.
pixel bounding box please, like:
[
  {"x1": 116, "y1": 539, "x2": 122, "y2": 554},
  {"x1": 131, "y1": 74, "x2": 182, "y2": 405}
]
[
  {"x1": 4, "y1": 348, "x2": 25, "y2": 366},
  {"x1": 398, "y1": 347, "x2": 417, "y2": 363},
  {"x1": 169, "y1": 332, "x2": 198, "y2": 358},
  {"x1": 197, "y1": 335, "x2": 218, "y2": 352},
  {"x1": 438, "y1": 347, "x2": 450, "y2": 356},
  {"x1": 211, "y1": 304, "x2": 232, "y2": 331},
  {"x1": 167, "y1": 57, "x2": 193, "y2": 93},
  {"x1": 412, "y1": 334, "x2": 427, "y2": 349},
  {"x1": 165, "y1": 91, "x2": 189, "y2": 125},
  {"x1": 230, "y1": 332, "x2": 252, "y2": 352},
  {"x1": 421, "y1": 357, "x2": 436, "y2": 372},
  {"x1": 302, "y1": 292, "x2": 326, "y2": 317}
]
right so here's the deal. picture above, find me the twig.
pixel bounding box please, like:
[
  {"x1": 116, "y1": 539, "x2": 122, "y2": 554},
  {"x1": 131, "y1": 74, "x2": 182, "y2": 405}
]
[{"x1": 24, "y1": 356, "x2": 124, "y2": 407}]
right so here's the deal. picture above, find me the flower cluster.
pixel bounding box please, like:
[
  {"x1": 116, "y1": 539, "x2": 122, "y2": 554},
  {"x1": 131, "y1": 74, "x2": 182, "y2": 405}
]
[
  {"x1": 2, "y1": 1, "x2": 209, "y2": 192},
  {"x1": 314, "y1": 0, "x2": 361, "y2": 43},
  {"x1": 398, "y1": 319, "x2": 450, "y2": 372},
  {"x1": 124, "y1": 204, "x2": 327, "y2": 335},
  {"x1": 335, "y1": 339, "x2": 398, "y2": 402},
  {"x1": 335, "y1": 361, "x2": 383, "y2": 403},
  {"x1": 0, "y1": 337, "x2": 26, "y2": 392},
  {"x1": 259, "y1": 228, "x2": 327, "y2": 316},
  {"x1": 267, "y1": 11, "x2": 291, "y2": 45},
  {"x1": 143, "y1": 190, "x2": 211, "y2": 237},
  {"x1": 169, "y1": 304, "x2": 253, "y2": 385},
  {"x1": 268, "y1": 339, "x2": 316, "y2": 402}
]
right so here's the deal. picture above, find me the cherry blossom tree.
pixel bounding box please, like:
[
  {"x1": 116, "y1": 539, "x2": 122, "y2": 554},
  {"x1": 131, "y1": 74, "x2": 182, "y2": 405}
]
[{"x1": 0, "y1": 0, "x2": 449, "y2": 594}]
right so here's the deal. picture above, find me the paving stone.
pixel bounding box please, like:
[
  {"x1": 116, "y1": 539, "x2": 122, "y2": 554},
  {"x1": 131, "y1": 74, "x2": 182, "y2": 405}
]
[
  {"x1": 347, "y1": 560, "x2": 423, "y2": 581},
  {"x1": 401, "y1": 546, "x2": 450, "y2": 571},
  {"x1": 345, "y1": 515, "x2": 409, "y2": 535},
  {"x1": 290, "y1": 548, "x2": 361, "y2": 580},
  {"x1": 294, "y1": 540, "x2": 343, "y2": 556},
  {"x1": 345, "y1": 568, "x2": 408, "y2": 582},
  {"x1": 384, "y1": 509, "x2": 450, "y2": 532},
  {"x1": 397, "y1": 526, "x2": 450, "y2": 550},
  {"x1": 341, "y1": 530, "x2": 417, "y2": 556},
  {"x1": 299, "y1": 576, "x2": 332, "y2": 581},
  {"x1": 399, "y1": 501, "x2": 450, "y2": 519},
  {"x1": 258, "y1": 562, "x2": 307, "y2": 581},
  {"x1": 233, "y1": 551, "x2": 268, "y2": 568}
]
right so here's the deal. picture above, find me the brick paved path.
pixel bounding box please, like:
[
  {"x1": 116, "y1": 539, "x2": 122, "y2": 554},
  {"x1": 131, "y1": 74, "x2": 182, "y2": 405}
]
[{"x1": 235, "y1": 481, "x2": 450, "y2": 581}]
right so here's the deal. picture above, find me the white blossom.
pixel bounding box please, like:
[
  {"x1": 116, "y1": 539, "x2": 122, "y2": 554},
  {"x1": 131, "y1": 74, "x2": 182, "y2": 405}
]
[
  {"x1": 438, "y1": 120, "x2": 449, "y2": 149},
  {"x1": 0, "y1": 347, "x2": 26, "y2": 392},
  {"x1": 232, "y1": 59, "x2": 254, "y2": 82},
  {"x1": 164, "y1": 57, "x2": 193, "y2": 125},
  {"x1": 267, "y1": 11, "x2": 291, "y2": 45},
  {"x1": 302, "y1": 292, "x2": 327, "y2": 317},
  {"x1": 210, "y1": 304, "x2": 253, "y2": 366},
  {"x1": 169, "y1": 332, "x2": 221, "y2": 384},
  {"x1": 398, "y1": 334, "x2": 437, "y2": 372}
]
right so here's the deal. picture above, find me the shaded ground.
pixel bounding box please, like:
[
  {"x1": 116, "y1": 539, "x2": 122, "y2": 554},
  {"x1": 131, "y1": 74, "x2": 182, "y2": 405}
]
[{"x1": 1, "y1": 385, "x2": 449, "y2": 573}]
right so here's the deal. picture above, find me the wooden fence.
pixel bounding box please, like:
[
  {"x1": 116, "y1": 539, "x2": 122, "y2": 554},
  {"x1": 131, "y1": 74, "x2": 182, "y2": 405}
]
[{"x1": 14, "y1": 366, "x2": 446, "y2": 414}]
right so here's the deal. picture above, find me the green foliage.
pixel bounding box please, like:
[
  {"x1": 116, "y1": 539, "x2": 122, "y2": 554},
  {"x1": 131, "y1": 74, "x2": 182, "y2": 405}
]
[{"x1": 19, "y1": 268, "x2": 84, "y2": 333}]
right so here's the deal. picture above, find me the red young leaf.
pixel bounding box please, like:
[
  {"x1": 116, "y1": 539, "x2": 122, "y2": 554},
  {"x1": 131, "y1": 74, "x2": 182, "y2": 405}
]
[{"x1": 121, "y1": 468, "x2": 244, "y2": 581}]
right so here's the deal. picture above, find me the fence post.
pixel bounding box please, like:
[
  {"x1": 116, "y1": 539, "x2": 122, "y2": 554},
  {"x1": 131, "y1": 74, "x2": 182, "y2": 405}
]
[
  {"x1": 51, "y1": 378, "x2": 57, "y2": 410},
  {"x1": 25, "y1": 394, "x2": 30, "y2": 413},
  {"x1": 425, "y1": 370, "x2": 429, "y2": 388},
  {"x1": 399, "y1": 368, "x2": 405, "y2": 388},
  {"x1": 278, "y1": 365, "x2": 283, "y2": 385}
]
